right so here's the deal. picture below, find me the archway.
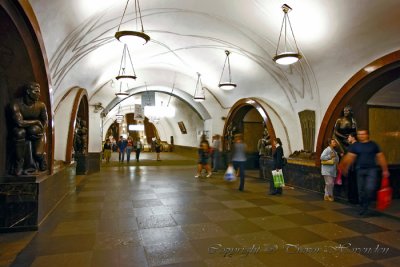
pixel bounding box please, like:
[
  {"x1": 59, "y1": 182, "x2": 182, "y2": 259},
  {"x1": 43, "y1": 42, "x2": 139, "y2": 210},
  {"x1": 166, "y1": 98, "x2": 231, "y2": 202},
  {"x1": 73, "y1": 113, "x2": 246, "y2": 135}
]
[
  {"x1": 65, "y1": 88, "x2": 88, "y2": 163},
  {"x1": 223, "y1": 98, "x2": 277, "y2": 169},
  {"x1": 316, "y1": 50, "x2": 400, "y2": 164}
]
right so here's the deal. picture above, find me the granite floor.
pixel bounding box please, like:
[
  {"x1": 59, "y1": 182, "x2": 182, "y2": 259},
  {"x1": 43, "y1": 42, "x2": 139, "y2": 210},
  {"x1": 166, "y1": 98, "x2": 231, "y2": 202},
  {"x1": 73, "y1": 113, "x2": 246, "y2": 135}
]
[{"x1": 2, "y1": 152, "x2": 400, "y2": 267}]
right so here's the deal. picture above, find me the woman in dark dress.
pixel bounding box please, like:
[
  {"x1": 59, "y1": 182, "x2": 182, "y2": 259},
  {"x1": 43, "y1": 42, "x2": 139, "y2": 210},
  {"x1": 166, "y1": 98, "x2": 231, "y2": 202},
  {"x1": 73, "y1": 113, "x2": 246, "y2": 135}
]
[{"x1": 270, "y1": 138, "x2": 284, "y2": 195}]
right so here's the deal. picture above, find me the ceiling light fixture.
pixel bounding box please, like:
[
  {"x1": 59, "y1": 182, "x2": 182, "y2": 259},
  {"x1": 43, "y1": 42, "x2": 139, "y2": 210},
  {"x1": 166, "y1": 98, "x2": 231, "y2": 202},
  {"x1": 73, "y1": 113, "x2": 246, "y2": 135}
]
[
  {"x1": 115, "y1": 105, "x2": 124, "y2": 123},
  {"x1": 193, "y1": 72, "x2": 205, "y2": 102},
  {"x1": 273, "y1": 4, "x2": 302, "y2": 65},
  {"x1": 218, "y1": 50, "x2": 237, "y2": 90},
  {"x1": 115, "y1": 0, "x2": 150, "y2": 46},
  {"x1": 115, "y1": 44, "x2": 136, "y2": 98}
]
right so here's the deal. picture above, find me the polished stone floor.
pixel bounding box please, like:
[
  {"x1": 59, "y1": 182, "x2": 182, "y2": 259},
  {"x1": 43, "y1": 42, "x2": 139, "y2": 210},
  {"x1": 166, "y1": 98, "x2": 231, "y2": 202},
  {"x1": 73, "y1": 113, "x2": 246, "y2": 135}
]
[{"x1": 2, "y1": 152, "x2": 400, "y2": 266}]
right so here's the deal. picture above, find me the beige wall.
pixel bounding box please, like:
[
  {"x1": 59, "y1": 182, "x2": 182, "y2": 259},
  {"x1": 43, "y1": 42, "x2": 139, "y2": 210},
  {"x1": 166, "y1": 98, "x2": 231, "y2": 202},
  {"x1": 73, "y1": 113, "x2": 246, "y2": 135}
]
[{"x1": 369, "y1": 107, "x2": 400, "y2": 164}]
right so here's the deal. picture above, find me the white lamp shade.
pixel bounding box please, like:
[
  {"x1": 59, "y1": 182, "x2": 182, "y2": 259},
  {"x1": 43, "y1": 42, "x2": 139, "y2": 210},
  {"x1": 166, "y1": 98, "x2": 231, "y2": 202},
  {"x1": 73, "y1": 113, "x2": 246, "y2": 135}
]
[
  {"x1": 218, "y1": 82, "x2": 237, "y2": 90},
  {"x1": 115, "y1": 31, "x2": 150, "y2": 47},
  {"x1": 273, "y1": 52, "x2": 301, "y2": 65}
]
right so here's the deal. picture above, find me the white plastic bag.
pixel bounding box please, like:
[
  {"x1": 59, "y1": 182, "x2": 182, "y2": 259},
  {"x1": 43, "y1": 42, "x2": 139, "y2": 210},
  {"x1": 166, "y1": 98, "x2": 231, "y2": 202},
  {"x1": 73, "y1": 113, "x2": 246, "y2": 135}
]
[{"x1": 224, "y1": 165, "x2": 236, "y2": 182}]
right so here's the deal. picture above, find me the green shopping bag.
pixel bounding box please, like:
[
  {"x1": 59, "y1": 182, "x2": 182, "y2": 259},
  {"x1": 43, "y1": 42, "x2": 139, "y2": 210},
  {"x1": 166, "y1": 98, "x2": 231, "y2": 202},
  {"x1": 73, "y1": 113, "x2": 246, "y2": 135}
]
[{"x1": 272, "y1": 170, "x2": 285, "y2": 187}]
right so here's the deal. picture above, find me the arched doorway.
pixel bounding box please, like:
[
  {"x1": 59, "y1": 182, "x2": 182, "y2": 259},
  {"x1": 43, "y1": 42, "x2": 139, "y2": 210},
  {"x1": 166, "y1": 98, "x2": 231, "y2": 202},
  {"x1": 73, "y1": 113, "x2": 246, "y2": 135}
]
[
  {"x1": 316, "y1": 50, "x2": 400, "y2": 198},
  {"x1": 317, "y1": 50, "x2": 400, "y2": 161},
  {"x1": 223, "y1": 98, "x2": 277, "y2": 169}
]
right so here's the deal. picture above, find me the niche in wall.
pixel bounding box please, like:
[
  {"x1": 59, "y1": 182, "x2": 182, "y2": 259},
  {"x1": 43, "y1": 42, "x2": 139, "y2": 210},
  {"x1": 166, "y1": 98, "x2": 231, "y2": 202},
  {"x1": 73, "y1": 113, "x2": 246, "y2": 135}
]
[{"x1": 298, "y1": 110, "x2": 316, "y2": 152}]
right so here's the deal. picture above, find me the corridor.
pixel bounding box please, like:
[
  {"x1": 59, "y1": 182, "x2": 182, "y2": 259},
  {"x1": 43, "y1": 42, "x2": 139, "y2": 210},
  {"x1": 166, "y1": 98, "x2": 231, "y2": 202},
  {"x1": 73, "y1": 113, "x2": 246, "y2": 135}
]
[{"x1": 3, "y1": 152, "x2": 400, "y2": 267}]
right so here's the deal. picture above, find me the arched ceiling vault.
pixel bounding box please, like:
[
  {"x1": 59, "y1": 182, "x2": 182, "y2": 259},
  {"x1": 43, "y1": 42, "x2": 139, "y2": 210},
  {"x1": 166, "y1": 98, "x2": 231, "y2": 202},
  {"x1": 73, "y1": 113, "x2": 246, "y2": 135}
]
[
  {"x1": 102, "y1": 85, "x2": 211, "y2": 121},
  {"x1": 30, "y1": 0, "x2": 400, "y2": 118}
]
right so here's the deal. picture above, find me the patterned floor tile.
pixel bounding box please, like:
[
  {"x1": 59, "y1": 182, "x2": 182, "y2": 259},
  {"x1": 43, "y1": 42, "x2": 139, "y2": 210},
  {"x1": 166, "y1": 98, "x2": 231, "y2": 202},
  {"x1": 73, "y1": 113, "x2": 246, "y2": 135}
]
[
  {"x1": 333, "y1": 235, "x2": 400, "y2": 261},
  {"x1": 281, "y1": 213, "x2": 327, "y2": 226},
  {"x1": 270, "y1": 227, "x2": 326, "y2": 244},
  {"x1": 336, "y1": 220, "x2": 390, "y2": 235}
]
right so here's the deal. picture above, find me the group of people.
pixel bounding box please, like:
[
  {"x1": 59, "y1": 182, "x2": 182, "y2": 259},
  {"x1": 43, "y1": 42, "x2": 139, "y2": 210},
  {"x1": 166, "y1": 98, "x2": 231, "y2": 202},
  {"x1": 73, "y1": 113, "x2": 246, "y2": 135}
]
[
  {"x1": 102, "y1": 136, "x2": 163, "y2": 163},
  {"x1": 102, "y1": 136, "x2": 143, "y2": 163},
  {"x1": 195, "y1": 132, "x2": 286, "y2": 195},
  {"x1": 321, "y1": 105, "x2": 390, "y2": 216}
]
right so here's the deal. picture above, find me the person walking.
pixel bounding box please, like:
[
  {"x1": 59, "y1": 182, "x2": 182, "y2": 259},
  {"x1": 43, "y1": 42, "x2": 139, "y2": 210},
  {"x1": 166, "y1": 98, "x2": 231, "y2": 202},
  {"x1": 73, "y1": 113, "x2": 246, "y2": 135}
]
[
  {"x1": 126, "y1": 137, "x2": 133, "y2": 163},
  {"x1": 155, "y1": 139, "x2": 162, "y2": 161},
  {"x1": 270, "y1": 138, "x2": 285, "y2": 195},
  {"x1": 135, "y1": 139, "x2": 142, "y2": 162},
  {"x1": 231, "y1": 134, "x2": 247, "y2": 191},
  {"x1": 320, "y1": 138, "x2": 339, "y2": 201},
  {"x1": 117, "y1": 136, "x2": 128, "y2": 163},
  {"x1": 102, "y1": 139, "x2": 112, "y2": 163},
  {"x1": 212, "y1": 134, "x2": 222, "y2": 172},
  {"x1": 340, "y1": 129, "x2": 390, "y2": 215},
  {"x1": 346, "y1": 132, "x2": 359, "y2": 204},
  {"x1": 195, "y1": 140, "x2": 212, "y2": 178}
]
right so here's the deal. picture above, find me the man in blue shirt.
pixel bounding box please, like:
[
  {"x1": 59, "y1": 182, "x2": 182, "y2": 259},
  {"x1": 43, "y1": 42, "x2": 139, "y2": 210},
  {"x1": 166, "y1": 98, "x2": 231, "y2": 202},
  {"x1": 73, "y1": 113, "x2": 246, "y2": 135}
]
[
  {"x1": 117, "y1": 136, "x2": 128, "y2": 163},
  {"x1": 340, "y1": 129, "x2": 389, "y2": 215}
]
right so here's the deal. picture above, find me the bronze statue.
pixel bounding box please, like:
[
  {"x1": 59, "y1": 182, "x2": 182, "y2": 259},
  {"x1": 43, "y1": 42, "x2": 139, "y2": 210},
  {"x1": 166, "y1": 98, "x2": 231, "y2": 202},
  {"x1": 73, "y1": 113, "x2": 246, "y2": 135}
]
[
  {"x1": 257, "y1": 129, "x2": 272, "y2": 156},
  {"x1": 9, "y1": 82, "x2": 48, "y2": 175},
  {"x1": 333, "y1": 105, "x2": 357, "y2": 155},
  {"x1": 73, "y1": 117, "x2": 88, "y2": 154}
]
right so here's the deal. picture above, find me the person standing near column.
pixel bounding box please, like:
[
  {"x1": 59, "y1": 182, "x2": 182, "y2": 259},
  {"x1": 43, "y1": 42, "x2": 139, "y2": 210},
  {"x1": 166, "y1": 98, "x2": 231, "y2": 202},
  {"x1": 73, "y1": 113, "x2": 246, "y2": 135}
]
[{"x1": 340, "y1": 129, "x2": 390, "y2": 215}]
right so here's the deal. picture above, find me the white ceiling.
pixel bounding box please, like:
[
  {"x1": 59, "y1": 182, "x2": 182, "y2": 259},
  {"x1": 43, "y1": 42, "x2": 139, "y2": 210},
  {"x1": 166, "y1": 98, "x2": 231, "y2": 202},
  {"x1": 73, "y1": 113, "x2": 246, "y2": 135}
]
[{"x1": 30, "y1": 0, "x2": 400, "y2": 116}]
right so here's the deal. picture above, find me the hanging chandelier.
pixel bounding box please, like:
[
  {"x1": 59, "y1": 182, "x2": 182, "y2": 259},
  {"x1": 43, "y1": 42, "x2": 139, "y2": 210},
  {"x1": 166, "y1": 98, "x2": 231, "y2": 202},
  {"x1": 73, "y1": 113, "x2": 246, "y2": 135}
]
[
  {"x1": 218, "y1": 50, "x2": 237, "y2": 90},
  {"x1": 115, "y1": 44, "x2": 136, "y2": 98},
  {"x1": 273, "y1": 4, "x2": 302, "y2": 65},
  {"x1": 115, "y1": 105, "x2": 124, "y2": 123},
  {"x1": 115, "y1": 0, "x2": 150, "y2": 47},
  {"x1": 193, "y1": 73, "x2": 205, "y2": 102}
]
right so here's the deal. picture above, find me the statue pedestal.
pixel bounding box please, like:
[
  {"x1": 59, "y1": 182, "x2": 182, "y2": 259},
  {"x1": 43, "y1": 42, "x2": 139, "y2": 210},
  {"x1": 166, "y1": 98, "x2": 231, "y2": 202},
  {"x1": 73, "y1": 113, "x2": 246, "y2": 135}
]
[
  {"x1": 0, "y1": 175, "x2": 38, "y2": 232},
  {"x1": 75, "y1": 153, "x2": 88, "y2": 175},
  {"x1": 259, "y1": 156, "x2": 274, "y2": 180},
  {"x1": 0, "y1": 165, "x2": 74, "y2": 232},
  {"x1": 75, "y1": 153, "x2": 100, "y2": 175}
]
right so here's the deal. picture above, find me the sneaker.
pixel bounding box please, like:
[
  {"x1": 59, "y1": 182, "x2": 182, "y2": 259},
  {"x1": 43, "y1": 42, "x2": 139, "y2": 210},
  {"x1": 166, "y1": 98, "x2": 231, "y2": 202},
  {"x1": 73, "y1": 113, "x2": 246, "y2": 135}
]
[
  {"x1": 206, "y1": 173, "x2": 212, "y2": 178},
  {"x1": 328, "y1": 196, "x2": 334, "y2": 202},
  {"x1": 324, "y1": 195, "x2": 329, "y2": 201},
  {"x1": 194, "y1": 174, "x2": 200, "y2": 178}
]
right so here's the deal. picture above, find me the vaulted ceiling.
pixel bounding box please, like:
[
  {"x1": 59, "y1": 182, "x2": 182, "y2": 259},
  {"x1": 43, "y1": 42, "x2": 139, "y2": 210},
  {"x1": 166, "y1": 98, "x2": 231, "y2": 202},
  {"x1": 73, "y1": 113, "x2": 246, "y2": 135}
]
[{"x1": 31, "y1": 0, "x2": 400, "y2": 117}]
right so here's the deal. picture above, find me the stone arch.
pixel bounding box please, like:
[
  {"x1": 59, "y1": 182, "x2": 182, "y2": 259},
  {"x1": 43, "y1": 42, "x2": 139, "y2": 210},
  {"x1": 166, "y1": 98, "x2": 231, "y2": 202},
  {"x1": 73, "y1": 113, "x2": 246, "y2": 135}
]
[
  {"x1": 316, "y1": 50, "x2": 400, "y2": 164},
  {"x1": 223, "y1": 98, "x2": 278, "y2": 152},
  {"x1": 65, "y1": 89, "x2": 89, "y2": 163}
]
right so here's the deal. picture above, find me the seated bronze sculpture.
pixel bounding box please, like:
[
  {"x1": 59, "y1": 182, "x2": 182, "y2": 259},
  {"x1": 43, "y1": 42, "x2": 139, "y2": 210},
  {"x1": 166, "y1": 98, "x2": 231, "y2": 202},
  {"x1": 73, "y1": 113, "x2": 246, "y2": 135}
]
[{"x1": 9, "y1": 82, "x2": 48, "y2": 176}]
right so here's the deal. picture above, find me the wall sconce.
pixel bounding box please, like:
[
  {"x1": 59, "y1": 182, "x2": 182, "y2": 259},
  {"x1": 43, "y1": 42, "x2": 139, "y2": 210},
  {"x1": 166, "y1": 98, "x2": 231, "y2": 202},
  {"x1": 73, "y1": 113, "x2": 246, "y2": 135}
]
[
  {"x1": 115, "y1": 0, "x2": 150, "y2": 46},
  {"x1": 218, "y1": 50, "x2": 237, "y2": 90},
  {"x1": 193, "y1": 73, "x2": 205, "y2": 102},
  {"x1": 273, "y1": 4, "x2": 302, "y2": 65}
]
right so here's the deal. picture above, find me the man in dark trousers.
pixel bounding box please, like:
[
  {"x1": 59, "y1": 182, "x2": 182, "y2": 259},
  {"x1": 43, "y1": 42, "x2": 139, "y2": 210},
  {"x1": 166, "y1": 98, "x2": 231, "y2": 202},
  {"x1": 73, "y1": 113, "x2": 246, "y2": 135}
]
[
  {"x1": 340, "y1": 129, "x2": 389, "y2": 216},
  {"x1": 117, "y1": 136, "x2": 127, "y2": 163}
]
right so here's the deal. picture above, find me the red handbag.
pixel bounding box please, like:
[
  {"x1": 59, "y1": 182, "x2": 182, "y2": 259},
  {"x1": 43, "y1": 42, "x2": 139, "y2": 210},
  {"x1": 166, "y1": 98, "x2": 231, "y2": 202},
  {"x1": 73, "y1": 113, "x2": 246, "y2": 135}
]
[{"x1": 376, "y1": 176, "x2": 392, "y2": 211}]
